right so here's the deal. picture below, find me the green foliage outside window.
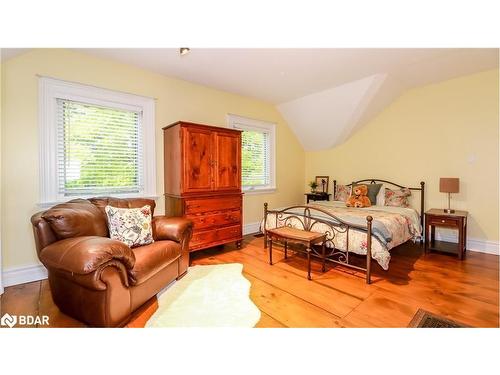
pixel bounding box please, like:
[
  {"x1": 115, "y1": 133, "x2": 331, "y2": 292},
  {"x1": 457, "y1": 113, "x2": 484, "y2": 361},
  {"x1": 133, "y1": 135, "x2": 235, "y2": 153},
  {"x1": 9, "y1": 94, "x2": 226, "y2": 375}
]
[
  {"x1": 241, "y1": 130, "x2": 268, "y2": 186},
  {"x1": 60, "y1": 100, "x2": 140, "y2": 194}
]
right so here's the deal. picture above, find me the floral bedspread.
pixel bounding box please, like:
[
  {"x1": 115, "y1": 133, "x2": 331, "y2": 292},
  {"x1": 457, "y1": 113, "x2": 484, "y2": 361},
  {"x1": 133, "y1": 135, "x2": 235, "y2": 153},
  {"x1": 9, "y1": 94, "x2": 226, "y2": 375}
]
[{"x1": 261, "y1": 201, "x2": 421, "y2": 270}]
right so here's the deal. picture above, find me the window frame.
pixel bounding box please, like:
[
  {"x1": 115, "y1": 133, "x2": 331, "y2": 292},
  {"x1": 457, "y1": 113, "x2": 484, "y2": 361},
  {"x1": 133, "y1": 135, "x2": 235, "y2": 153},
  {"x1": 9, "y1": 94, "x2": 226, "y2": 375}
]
[
  {"x1": 227, "y1": 113, "x2": 276, "y2": 194},
  {"x1": 38, "y1": 77, "x2": 156, "y2": 207}
]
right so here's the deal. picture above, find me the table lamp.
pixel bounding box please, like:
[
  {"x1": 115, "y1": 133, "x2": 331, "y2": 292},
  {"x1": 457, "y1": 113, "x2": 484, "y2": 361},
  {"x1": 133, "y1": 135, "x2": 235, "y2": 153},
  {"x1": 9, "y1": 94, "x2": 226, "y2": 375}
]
[{"x1": 439, "y1": 177, "x2": 459, "y2": 213}]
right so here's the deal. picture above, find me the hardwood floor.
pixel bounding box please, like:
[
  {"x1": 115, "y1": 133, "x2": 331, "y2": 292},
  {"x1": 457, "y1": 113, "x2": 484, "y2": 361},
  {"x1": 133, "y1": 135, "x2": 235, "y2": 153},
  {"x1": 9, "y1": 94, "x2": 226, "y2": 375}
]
[{"x1": 1, "y1": 235, "x2": 498, "y2": 328}]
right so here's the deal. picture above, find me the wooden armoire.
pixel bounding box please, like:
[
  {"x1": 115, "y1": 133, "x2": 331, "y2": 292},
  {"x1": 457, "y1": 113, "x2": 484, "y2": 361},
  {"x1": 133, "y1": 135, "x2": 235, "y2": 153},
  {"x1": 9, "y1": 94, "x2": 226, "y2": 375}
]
[{"x1": 163, "y1": 121, "x2": 243, "y2": 251}]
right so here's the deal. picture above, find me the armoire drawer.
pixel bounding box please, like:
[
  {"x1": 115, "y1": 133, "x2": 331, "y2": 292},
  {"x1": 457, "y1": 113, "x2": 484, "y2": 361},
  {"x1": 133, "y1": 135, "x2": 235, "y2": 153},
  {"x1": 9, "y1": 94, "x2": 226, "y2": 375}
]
[
  {"x1": 190, "y1": 225, "x2": 242, "y2": 249},
  {"x1": 187, "y1": 209, "x2": 241, "y2": 230},
  {"x1": 184, "y1": 195, "x2": 241, "y2": 214}
]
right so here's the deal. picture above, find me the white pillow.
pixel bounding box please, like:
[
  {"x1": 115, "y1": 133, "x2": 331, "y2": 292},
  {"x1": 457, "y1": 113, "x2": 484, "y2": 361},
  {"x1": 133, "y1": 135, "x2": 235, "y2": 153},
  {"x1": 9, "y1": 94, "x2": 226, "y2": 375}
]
[
  {"x1": 105, "y1": 205, "x2": 153, "y2": 247},
  {"x1": 376, "y1": 185, "x2": 386, "y2": 206}
]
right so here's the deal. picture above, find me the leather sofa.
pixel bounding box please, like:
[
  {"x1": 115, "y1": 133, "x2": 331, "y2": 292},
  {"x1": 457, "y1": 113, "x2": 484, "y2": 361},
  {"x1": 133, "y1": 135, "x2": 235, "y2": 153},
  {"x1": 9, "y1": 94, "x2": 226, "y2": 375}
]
[{"x1": 31, "y1": 197, "x2": 193, "y2": 327}]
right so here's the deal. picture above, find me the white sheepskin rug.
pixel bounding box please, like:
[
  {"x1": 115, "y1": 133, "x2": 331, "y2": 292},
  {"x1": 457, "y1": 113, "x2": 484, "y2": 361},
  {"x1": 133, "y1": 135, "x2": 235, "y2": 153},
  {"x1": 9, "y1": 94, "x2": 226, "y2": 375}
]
[{"x1": 146, "y1": 263, "x2": 261, "y2": 328}]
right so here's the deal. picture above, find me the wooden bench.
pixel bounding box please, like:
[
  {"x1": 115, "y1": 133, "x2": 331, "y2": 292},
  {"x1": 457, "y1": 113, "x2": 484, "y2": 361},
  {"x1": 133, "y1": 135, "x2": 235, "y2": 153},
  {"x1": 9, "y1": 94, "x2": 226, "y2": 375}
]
[{"x1": 266, "y1": 226, "x2": 327, "y2": 280}]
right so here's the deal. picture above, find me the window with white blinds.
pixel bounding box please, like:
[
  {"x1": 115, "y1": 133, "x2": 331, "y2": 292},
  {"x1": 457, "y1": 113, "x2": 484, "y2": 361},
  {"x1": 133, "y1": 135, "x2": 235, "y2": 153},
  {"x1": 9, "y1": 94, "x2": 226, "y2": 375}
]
[
  {"x1": 241, "y1": 129, "x2": 270, "y2": 186},
  {"x1": 228, "y1": 114, "x2": 276, "y2": 192},
  {"x1": 57, "y1": 99, "x2": 142, "y2": 196},
  {"x1": 39, "y1": 77, "x2": 156, "y2": 205}
]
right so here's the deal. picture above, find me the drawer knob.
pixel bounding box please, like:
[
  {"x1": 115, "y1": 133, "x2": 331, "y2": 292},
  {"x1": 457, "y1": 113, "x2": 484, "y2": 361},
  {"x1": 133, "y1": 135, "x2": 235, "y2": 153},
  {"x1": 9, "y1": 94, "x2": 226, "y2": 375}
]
[{"x1": 441, "y1": 220, "x2": 445, "y2": 223}]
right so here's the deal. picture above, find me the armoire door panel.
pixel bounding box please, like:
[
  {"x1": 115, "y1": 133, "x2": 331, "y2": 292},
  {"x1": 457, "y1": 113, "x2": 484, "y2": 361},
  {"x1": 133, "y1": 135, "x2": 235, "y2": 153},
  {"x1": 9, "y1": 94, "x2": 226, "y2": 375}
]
[
  {"x1": 183, "y1": 127, "x2": 213, "y2": 192},
  {"x1": 214, "y1": 132, "x2": 241, "y2": 191}
]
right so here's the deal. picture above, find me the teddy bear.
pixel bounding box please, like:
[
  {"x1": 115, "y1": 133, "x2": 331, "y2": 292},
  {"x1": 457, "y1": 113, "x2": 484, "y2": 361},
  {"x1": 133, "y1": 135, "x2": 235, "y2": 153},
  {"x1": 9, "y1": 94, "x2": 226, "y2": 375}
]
[{"x1": 346, "y1": 184, "x2": 371, "y2": 208}]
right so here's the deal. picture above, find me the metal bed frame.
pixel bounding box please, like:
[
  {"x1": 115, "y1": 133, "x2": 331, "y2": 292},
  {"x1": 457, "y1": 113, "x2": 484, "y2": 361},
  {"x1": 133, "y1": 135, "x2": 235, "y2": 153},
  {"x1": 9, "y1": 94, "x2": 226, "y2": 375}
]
[{"x1": 263, "y1": 179, "x2": 425, "y2": 284}]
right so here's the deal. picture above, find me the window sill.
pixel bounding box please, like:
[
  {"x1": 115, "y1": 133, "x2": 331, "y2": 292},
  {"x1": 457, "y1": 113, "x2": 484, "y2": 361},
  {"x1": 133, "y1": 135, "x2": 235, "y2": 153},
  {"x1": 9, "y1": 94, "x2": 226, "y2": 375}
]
[
  {"x1": 38, "y1": 194, "x2": 160, "y2": 209},
  {"x1": 242, "y1": 187, "x2": 277, "y2": 195}
]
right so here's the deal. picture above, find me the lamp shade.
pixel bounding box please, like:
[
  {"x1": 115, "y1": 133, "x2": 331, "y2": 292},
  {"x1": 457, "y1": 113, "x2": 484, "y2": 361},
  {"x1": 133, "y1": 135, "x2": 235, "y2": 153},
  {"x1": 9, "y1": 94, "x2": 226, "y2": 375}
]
[{"x1": 439, "y1": 178, "x2": 459, "y2": 193}]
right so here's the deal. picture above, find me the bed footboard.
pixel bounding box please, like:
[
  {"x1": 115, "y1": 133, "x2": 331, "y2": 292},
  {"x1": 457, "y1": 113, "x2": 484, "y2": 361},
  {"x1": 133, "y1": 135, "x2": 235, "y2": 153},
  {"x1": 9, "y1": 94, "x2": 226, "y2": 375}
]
[{"x1": 262, "y1": 202, "x2": 374, "y2": 284}]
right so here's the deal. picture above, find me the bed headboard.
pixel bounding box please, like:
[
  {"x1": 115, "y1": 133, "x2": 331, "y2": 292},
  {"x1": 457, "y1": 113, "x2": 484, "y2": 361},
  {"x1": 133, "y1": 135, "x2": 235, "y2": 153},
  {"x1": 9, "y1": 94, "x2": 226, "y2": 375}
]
[{"x1": 333, "y1": 179, "x2": 425, "y2": 228}]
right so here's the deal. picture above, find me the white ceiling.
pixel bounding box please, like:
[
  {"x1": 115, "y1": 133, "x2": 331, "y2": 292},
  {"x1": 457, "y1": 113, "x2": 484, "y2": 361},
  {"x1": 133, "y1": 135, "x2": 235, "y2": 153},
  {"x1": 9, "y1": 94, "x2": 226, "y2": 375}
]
[
  {"x1": 77, "y1": 48, "x2": 498, "y2": 104},
  {"x1": 2, "y1": 48, "x2": 498, "y2": 150},
  {"x1": 78, "y1": 48, "x2": 498, "y2": 150}
]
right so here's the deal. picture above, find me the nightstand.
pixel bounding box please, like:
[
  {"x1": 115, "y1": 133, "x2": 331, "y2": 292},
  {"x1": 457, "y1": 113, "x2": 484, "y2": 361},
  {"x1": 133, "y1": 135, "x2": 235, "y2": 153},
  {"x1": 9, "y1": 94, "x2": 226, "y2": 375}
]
[
  {"x1": 424, "y1": 209, "x2": 468, "y2": 259},
  {"x1": 305, "y1": 192, "x2": 331, "y2": 204}
]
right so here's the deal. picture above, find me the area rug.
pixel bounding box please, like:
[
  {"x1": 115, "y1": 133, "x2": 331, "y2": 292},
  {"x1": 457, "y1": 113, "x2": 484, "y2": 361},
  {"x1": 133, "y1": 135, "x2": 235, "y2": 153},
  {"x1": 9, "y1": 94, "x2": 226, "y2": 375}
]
[
  {"x1": 408, "y1": 308, "x2": 470, "y2": 328},
  {"x1": 146, "y1": 263, "x2": 261, "y2": 327}
]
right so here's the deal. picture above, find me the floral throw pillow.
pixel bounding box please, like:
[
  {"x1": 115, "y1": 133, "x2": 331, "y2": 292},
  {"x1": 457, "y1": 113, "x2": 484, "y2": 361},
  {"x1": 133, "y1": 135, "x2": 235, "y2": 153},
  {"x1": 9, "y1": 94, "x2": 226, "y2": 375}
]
[
  {"x1": 335, "y1": 184, "x2": 351, "y2": 202},
  {"x1": 384, "y1": 187, "x2": 412, "y2": 207},
  {"x1": 105, "y1": 205, "x2": 153, "y2": 247}
]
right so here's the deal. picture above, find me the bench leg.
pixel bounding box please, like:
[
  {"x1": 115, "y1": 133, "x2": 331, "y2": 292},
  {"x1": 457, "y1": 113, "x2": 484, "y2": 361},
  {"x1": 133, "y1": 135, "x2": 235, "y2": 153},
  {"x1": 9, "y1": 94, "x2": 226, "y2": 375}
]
[
  {"x1": 322, "y1": 242, "x2": 326, "y2": 273},
  {"x1": 307, "y1": 247, "x2": 312, "y2": 280},
  {"x1": 269, "y1": 239, "x2": 273, "y2": 265},
  {"x1": 284, "y1": 241, "x2": 288, "y2": 259}
]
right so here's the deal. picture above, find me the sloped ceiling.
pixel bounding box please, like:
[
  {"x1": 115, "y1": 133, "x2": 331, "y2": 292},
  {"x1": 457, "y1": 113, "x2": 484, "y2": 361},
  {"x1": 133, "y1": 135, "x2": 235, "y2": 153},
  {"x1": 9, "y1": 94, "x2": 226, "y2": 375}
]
[
  {"x1": 278, "y1": 74, "x2": 389, "y2": 150},
  {"x1": 3, "y1": 48, "x2": 497, "y2": 150},
  {"x1": 277, "y1": 50, "x2": 498, "y2": 151}
]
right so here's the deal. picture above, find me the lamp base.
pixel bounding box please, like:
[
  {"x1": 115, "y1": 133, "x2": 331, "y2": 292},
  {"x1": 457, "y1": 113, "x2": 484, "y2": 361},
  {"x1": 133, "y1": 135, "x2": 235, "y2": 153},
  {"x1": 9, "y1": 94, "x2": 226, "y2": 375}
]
[{"x1": 444, "y1": 208, "x2": 455, "y2": 214}]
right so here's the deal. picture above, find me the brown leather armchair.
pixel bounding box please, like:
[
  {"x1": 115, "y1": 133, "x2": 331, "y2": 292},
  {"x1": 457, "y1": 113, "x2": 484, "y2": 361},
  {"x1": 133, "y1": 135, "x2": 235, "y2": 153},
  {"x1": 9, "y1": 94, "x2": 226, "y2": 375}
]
[{"x1": 31, "y1": 197, "x2": 193, "y2": 327}]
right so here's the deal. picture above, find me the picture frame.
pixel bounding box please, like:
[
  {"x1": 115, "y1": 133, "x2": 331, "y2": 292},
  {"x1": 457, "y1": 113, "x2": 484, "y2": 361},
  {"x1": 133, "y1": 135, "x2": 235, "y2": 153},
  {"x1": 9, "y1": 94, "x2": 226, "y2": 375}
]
[{"x1": 315, "y1": 176, "x2": 329, "y2": 194}]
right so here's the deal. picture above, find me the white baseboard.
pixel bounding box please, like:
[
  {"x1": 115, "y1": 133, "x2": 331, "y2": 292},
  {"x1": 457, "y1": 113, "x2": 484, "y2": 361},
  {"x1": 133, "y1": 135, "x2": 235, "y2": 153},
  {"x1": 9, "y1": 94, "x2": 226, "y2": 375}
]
[
  {"x1": 243, "y1": 221, "x2": 261, "y2": 236},
  {"x1": 2, "y1": 264, "x2": 48, "y2": 287},
  {"x1": 434, "y1": 232, "x2": 499, "y2": 255}
]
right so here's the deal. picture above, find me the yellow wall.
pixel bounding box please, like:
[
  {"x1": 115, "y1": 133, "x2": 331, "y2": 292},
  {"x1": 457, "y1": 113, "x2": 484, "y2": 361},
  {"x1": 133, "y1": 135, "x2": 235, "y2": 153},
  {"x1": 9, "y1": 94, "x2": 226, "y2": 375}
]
[
  {"x1": 0, "y1": 60, "x2": 4, "y2": 290},
  {"x1": 306, "y1": 69, "x2": 499, "y2": 242},
  {"x1": 1, "y1": 49, "x2": 305, "y2": 269}
]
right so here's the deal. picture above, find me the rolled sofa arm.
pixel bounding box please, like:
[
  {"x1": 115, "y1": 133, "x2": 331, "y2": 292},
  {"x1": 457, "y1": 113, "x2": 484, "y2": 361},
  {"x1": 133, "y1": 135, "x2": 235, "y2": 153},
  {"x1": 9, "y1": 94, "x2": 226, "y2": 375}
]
[
  {"x1": 40, "y1": 236, "x2": 135, "y2": 275},
  {"x1": 152, "y1": 216, "x2": 193, "y2": 244}
]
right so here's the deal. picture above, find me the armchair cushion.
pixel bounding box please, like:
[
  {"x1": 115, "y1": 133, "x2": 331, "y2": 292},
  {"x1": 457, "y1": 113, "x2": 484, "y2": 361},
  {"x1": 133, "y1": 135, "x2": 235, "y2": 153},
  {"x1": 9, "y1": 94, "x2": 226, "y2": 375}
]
[
  {"x1": 40, "y1": 236, "x2": 135, "y2": 275},
  {"x1": 90, "y1": 197, "x2": 156, "y2": 218},
  {"x1": 129, "y1": 241, "x2": 181, "y2": 285},
  {"x1": 42, "y1": 199, "x2": 108, "y2": 240},
  {"x1": 152, "y1": 216, "x2": 193, "y2": 243}
]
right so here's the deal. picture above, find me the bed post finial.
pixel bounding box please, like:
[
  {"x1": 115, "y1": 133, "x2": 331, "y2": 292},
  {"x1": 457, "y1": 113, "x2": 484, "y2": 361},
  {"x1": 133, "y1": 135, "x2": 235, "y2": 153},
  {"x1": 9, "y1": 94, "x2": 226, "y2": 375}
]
[
  {"x1": 366, "y1": 215, "x2": 373, "y2": 284},
  {"x1": 420, "y1": 181, "x2": 425, "y2": 243}
]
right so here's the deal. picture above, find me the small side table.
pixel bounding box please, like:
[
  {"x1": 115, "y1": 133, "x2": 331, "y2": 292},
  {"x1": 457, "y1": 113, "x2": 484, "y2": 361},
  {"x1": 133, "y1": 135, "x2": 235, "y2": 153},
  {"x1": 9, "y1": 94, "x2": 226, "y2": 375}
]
[
  {"x1": 305, "y1": 192, "x2": 331, "y2": 204},
  {"x1": 424, "y1": 209, "x2": 468, "y2": 259}
]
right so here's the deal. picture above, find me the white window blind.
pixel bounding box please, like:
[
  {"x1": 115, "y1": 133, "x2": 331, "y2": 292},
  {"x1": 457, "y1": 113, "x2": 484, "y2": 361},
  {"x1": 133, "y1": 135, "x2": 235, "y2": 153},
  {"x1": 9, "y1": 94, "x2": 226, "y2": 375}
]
[
  {"x1": 228, "y1": 114, "x2": 276, "y2": 193},
  {"x1": 56, "y1": 99, "x2": 143, "y2": 196},
  {"x1": 240, "y1": 129, "x2": 271, "y2": 187}
]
